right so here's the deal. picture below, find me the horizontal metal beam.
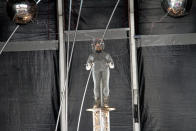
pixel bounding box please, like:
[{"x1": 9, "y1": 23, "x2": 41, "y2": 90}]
[
  {"x1": 64, "y1": 28, "x2": 130, "y2": 41},
  {"x1": 0, "y1": 40, "x2": 58, "y2": 52},
  {"x1": 1, "y1": 32, "x2": 196, "y2": 52},
  {"x1": 137, "y1": 33, "x2": 196, "y2": 47}
]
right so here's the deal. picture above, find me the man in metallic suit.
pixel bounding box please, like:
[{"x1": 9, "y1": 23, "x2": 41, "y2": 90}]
[{"x1": 86, "y1": 39, "x2": 114, "y2": 108}]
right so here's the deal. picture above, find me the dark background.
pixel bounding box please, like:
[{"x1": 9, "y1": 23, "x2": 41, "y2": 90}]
[
  {"x1": 137, "y1": 0, "x2": 196, "y2": 131},
  {"x1": 136, "y1": 0, "x2": 196, "y2": 35},
  {"x1": 0, "y1": 0, "x2": 196, "y2": 130}
]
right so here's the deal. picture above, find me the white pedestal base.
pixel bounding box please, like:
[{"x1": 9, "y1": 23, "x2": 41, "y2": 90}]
[{"x1": 87, "y1": 107, "x2": 115, "y2": 131}]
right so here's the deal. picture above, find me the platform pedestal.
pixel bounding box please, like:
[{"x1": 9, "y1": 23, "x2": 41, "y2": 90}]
[{"x1": 87, "y1": 107, "x2": 115, "y2": 131}]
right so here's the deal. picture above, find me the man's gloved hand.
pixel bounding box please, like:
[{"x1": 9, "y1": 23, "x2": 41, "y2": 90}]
[
  {"x1": 86, "y1": 62, "x2": 94, "y2": 70},
  {"x1": 107, "y1": 62, "x2": 114, "y2": 69}
]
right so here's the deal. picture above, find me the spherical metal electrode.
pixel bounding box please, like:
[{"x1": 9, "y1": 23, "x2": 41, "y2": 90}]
[
  {"x1": 161, "y1": 0, "x2": 192, "y2": 17},
  {"x1": 6, "y1": 0, "x2": 37, "y2": 25}
]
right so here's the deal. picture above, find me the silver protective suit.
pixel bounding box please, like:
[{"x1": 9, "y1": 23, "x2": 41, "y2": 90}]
[{"x1": 86, "y1": 50, "x2": 114, "y2": 103}]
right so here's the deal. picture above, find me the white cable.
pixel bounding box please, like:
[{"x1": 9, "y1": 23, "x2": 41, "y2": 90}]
[
  {"x1": 68, "y1": 0, "x2": 84, "y2": 70},
  {"x1": 0, "y1": 25, "x2": 20, "y2": 55},
  {"x1": 36, "y1": 0, "x2": 42, "y2": 4},
  {"x1": 54, "y1": 94, "x2": 64, "y2": 131},
  {"x1": 66, "y1": 0, "x2": 73, "y2": 130},
  {"x1": 67, "y1": 0, "x2": 72, "y2": 75},
  {"x1": 101, "y1": 0, "x2": 120, "y2": 42},
  {"x1": 67, "y1": 0, "x2": 73, "y2": 78},
  {"x1": 54, "y1": 0, "x2": 83, "y2": 130},
  {"x1": 76, "y1": 69, "x2": 92, "y2": 131}
]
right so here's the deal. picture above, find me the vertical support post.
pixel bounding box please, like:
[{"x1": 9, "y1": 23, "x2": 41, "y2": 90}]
[
  {"x1": 57, "y1": 0, "x2": 67, "y2": 130},
  {"x1": 128, "y1": 0, "x2": 141, "y2": 131}
]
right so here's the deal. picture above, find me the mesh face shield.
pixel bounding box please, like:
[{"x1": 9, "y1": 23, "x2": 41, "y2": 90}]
[{"x1": 91, "y1": 39, "x2": 105, "y2": 52}]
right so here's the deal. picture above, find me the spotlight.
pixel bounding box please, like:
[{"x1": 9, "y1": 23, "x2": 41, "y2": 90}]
[
  {"x1": 6, "y1": 0, "x2": 37, "y2": 25},
  {"x1": 161, "y1": 0, "x2": 192, "y2": 17}
]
